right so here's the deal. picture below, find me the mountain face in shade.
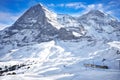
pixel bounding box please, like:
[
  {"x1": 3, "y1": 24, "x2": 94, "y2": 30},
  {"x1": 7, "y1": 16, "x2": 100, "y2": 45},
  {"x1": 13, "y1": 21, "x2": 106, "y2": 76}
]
[
  {"x1": 0, "y1": 4, "x2": 61, "y2": 47},
  {"x1": 12, "y1": 4, "x2": 62, "y2": 30},
  {"x1": 0, "y1": 4, "x2": 62, "y2": 55},
  {"x1": 10, "y1": 3, "x2": 61, "y2": 36}
]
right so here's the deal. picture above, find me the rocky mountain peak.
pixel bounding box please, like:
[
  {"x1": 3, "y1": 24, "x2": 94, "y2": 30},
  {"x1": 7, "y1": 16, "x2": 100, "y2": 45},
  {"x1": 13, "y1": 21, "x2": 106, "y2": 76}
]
[
  {"x1": 79, "y1": 10, "x2": 106, "y2": 20},
  {"x1": 11, "y1": 3, "x2": 61, "y2": 30},
  {"x1": 87, "y1": 10, "x2": 105, "y2": 16},
  {"x1": 33, "y1": 3, "x2": 44, "y2": 8},
  {"x1": 80, "y1": 10, "x2": 117, "y2": 22},
  {"x1": 0, "y1": 4, "x2": 62, "y2": 55}
]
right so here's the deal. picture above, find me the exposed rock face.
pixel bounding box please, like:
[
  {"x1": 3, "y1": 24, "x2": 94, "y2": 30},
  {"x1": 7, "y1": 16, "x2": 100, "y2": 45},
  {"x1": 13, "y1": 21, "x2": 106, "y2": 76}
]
[
  {"x1": 0, "y1": 4, "x2": 61, "y2": 55},
  {"x1": 58, "y1": 28, "x2": 74, "y2": 40}
]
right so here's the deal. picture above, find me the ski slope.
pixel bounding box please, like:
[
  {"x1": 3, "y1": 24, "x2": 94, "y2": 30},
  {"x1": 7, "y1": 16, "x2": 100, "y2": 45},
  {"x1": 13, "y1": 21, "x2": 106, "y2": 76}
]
[{"x1": 0, "y1": 40, "x2": 120, "y2": 80}]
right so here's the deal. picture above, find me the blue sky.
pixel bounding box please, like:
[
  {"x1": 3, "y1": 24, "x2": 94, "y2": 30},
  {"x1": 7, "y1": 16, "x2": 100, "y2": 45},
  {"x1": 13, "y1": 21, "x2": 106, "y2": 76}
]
[{"x1": 0, "y1": 0, "x2": 120, "y2": 28}]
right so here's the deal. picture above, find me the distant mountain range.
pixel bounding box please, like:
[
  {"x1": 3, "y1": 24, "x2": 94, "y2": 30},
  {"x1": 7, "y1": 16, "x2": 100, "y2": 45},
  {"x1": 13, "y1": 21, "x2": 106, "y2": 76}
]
[{"x1": 0, "y1": 4, "x2": 120, "y2": 55}]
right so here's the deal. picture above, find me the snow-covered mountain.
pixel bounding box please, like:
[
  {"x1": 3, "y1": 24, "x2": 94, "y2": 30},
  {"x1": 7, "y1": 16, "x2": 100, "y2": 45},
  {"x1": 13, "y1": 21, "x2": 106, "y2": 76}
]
[
  {"x1": 78, "y1": 10, "x2": 120, "y2": 41},
  {"x1": 0, "y1": 4, "x2": 63, "y2": 56},
  {"x1": 58, "y1": 10, "x2": 120, "y2": 41},
  {"x1": 0, "y1": 3, "x2": 120, "y2": 80}
]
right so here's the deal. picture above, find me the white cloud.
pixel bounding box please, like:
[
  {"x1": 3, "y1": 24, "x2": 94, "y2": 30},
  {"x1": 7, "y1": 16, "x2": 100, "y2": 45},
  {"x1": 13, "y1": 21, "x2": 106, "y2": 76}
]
[
  {"x1": 48, "y1": 3, "x2": 104, "y2": 11},
  {"x1": 47, "y1": 2, "x2": 86, "y2": 9},
  {"x1": 86, "y1": 4, "x2": 104, "y2": 11},
  {"x1": 0, "y1": 12, "x2": 18, "y2": 22},
  {"x1": 47, "y1": 2, "x2": 119, "y2": 19},
  {"x1": 65, "y1": 2, "x2": 86, "y2": 9},
  {"x1": 58, "y1": 4, "x2": 65, "y2": 7},
  {"x1": 107, "y1": 11, "x2": 113, "y2": 15},
  {"x1": 47, "y1": 3, "x2": 55, "y2": 7},
  {"x1": 0, "y1": 23, "x2": 9, "y2": 30},
  {"x1": 0, "y1": 12, "x2": 20, "y2": 28}
]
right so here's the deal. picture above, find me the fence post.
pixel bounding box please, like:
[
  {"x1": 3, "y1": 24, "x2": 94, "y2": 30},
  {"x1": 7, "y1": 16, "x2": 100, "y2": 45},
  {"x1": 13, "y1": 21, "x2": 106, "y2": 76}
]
[{"x1": 116, "y1": 59, "x2": 120, "y2": 70}]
